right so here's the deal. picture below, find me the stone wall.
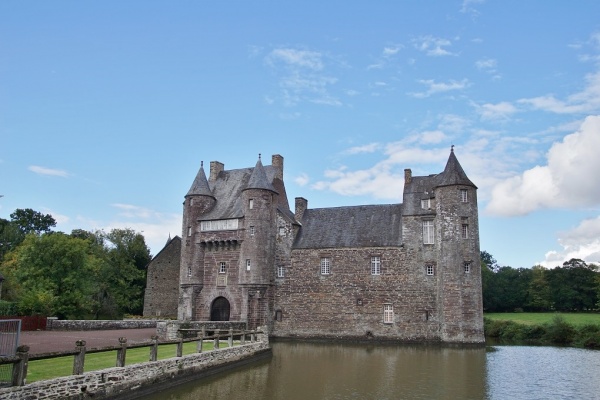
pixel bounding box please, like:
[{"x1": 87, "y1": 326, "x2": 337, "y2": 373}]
[
  {"x1": 157, "y1": 320, "x2": 247, "y2": 340},
  {"x1": 143, "y1": 237, "x2": 181, "y2": 319},
  {"x1": 0, "y1": 341, "x2": 270, "y2": 400},
  {"x1": 47, "y1": 319, "x2": 158, "y2": 331}
]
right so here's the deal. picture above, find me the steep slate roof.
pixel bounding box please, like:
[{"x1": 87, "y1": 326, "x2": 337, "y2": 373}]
[
  {"x1": 293, "y1": 204, "x2": 403, "y2": 249},
  {"x1": 435, "y1": 148, "x2": 477, "y2": 188},
  {"x1": 245, "y1": 157, "x2": 278, "y2": 193},
  {"x1": 186, "y1": 162, "x2": 214, "y2": 198},
  {"x1": 200, "y1": 164, "x2": 289, "y2": 221}
]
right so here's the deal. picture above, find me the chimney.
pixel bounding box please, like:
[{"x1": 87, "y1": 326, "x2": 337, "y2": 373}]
[
  {"x1": 404, "y1": 169, "x2": 412, "y2": 185},
  {"x1": 295, "y1": 197, "x2": 308, "y2": 221},
  {"x1": 272, "y1": 154, "x2": 284, "y2": 180},
  {"x1": 210, "y1": 161, "x2": 224, "y2": 182}
]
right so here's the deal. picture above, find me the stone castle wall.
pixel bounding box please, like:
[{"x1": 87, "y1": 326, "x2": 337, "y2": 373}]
[{"x1": 143, "y1": 237, "x2": 181, "y2": 319}]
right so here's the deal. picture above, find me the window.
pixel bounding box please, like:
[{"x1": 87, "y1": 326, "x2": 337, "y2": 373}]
[
  {"x1": 371, "y1": 256, "x2": 381, "y2": 275},
  {"x1": 421, "y1": 199, "x2": 431, "y2": 209},
  {"x1": 320, "y1": 257, "x2": 331, "y2": 275},
  {"x1": 460, "y1": 189, "x2": 468, "y2": 203},
  {"x1": 462, "y1": 224, "x2": 469, "y2": 239},
  {"x1": 200, "y1": 219, "x2": 239, "y2": 231},
  {"x1": 464, "y1": 262, "x2": 471, "y2": 274},
  {"x1": 426, "y1": 265, "x2": 434, "y2": 276},
  {"x1": 383, "y1": 304, "x2": 394, "y2": 324},
  {"x1": 249, "y1": 199, "x2": 254, "y2": 209},
  {"x1": 219, "y1": 262, "x2": 226, "y2": 274},
  {"x1": 275, "y1": 310, "x2": 283, "y2": 322},
  {"x1": 249, "y1": 226, "x2": 255, "y2": 236},
  {"x1": 246, "y1": 259, "x2": 251, "y2": 271},
  {"x1": 423, "y1": 220, "x2": 434, "y2": 244},
  {"x1": 187, "y1": 265, "x2": 192, "y2": 277},
  {"x1": 279, "y1": 227, "x2": 286, "y2": 236},
  {"x1": 187, "y1": 226, "x2": 192, "y2": 237},
  {"x1": 277, "y1": 265, "x2": 285, "y2": 278}
]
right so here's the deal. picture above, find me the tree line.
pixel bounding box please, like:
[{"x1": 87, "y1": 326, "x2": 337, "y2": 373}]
[
  {"x1": 481, "y1": 251, "x2": 600, "y2": 312},
  {"x1": 0, "y1": 208, "x2": 151, "y2": 319}
]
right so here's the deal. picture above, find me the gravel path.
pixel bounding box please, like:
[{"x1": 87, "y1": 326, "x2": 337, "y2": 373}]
[{"x1": 19, "y1": 328, "x2": 158, "y2": 355}]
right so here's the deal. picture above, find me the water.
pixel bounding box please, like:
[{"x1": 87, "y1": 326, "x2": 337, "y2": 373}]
[{"x1": 141, "y1": 342, "x2": 600, "y2": 400}]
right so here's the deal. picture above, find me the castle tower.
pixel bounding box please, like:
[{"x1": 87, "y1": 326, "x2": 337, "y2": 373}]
[
  {"x1": 433, "y1": 148, "x2": 484, "y2": 343},
  {"x1": 178, "y1": 162, "x2": 216, "y2": 320},
  {"x1": 239, "y1": 155, "x2": 279, "y2": 329}
]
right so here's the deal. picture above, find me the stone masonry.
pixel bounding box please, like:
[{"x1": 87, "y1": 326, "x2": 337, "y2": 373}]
[{"x1": 144, "y1": 149, "x2": 484, "y2": 344}]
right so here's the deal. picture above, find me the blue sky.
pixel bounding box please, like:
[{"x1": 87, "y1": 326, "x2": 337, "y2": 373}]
[{"x1": 2, "y1": 1, "x2": 600, "y2": 268}]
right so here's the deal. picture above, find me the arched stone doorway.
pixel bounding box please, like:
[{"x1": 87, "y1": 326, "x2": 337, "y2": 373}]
[{"x1": 210, "y1": 296, "x2": 230, "y2": 321}]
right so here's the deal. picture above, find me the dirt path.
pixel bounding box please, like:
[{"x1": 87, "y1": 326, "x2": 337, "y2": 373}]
[{"x1": 19, "y1": 328, "x2": 158, "y2": 355}]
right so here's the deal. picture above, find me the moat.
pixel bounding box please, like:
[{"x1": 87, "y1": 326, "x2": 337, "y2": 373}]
[{"x1": 141, "y1": 341, "x2": 600, "y2": 399}]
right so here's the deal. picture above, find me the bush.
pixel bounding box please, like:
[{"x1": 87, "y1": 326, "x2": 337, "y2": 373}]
[
  {"x1": 575, "y1": 324, "x2": 600, "y2": 349},
  {"x1": 542, "y1": 316, "x2": 576, "y2": 345},
  {"x1": 0, "y1": 300, "x2": 19, "y2": 316}
]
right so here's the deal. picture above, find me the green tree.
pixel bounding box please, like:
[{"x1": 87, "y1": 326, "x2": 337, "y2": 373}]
[
  {"x1": 527, "y1": 265, "x2": 552, "y2": 311},
  {"x1": 9, "y1": 208, "x2": 56, "y2": 235},
  {"x1": 0, "y1": 218, "x2": 24, "y2": 261},
  {"x1": 1, "y1": 233, "x2": 100, "y2": 318},
  {"x1": 95, "y1": 228, "x2": 151, "y2": 317},
  {"x1": 546, "y1": 259, "x2": 598, "y2": 311}
]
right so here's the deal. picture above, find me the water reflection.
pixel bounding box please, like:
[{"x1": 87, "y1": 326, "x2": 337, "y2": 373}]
[{"x1": 143, "y1": 342, "x2": 487, "y2": 400}]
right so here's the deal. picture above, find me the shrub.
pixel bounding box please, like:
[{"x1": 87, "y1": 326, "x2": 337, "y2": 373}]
[
  {"x1": 575, "y1": 324, "x2": 600, "y2": 349},
  {"x1": 543, "y1": 316, "x2": 576, "y2": 345},
  {"x1": 0, "y1": 300, "x2": 19, "y2": 316}
]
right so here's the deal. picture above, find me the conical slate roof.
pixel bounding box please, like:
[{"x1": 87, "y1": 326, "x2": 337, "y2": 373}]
[
  {"x1": 245, "y1": 155, "x2": 278, "y2": 193},
  {"x1": 186, "y1": 162, "x2": 214, "y2": 197},
  {"x1": 436, "y1": 147, "x2": 477, "y2": 188}
]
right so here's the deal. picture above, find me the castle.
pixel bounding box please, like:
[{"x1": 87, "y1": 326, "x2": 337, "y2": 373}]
[{"x1": 143, "y1": 149, "x2": 484, "y2": 343}]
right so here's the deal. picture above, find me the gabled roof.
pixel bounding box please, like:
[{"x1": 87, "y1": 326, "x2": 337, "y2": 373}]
[
  {"x1": 186, "y1": 162, "x2": 214, "y2": 198},
  {"x1": 293, "y1": 204, "x2": 403, "y2": 249}
]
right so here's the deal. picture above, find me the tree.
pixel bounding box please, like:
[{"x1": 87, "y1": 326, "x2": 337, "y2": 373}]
[
  {"x1": 480, "y1": 250, "x2": 498, "y2": 272},
  {"x1": 0, "y1": 233, "x2": 100, "y2": 318},
  {"x1": 10, "y1": 208, "x2": 56, "y2": 235},
  {"x1": 527, "y1": 265, "x2": 551, "y2": 311},
  {"x1": 0, "y1": 218, "x2": 23, "y2": 261}
]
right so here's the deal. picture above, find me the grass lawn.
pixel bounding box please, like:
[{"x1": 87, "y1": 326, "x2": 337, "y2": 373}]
[
  {"x1": 27, "y1": 341, "x2": 231, "y2": 383},
  {"x1": 484, "y1": 312, "x2": 600, "y2": 326}
]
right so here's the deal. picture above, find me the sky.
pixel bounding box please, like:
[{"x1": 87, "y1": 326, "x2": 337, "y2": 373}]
[{"x1": 1, "y1": 1, "x2": 600, "y2": 269}]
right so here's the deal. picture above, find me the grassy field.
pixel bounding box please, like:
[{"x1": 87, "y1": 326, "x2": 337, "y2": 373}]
[
  {"x1": 484, "y1": 312, "x2": 600, "y2": 326},
  {"x1": 27, "y1": 341, "x2": 230, "y2": 382}
]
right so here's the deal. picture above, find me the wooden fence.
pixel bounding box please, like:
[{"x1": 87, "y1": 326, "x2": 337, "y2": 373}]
[
  {"x1": 0, "y1": 316, "x2": 46, "y2": 331},
  {"x1": 0, "y1": 328, "x2": 263, "y2": 387}
]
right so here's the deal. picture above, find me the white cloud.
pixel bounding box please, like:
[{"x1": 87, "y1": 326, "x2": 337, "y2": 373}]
[
  {"x1": 383, "y1": 46, "x2": 402, "y2": 57},
  {"x1": 345, "y1": 143, "x2": 380, "y2": 155},
  {"x1": 412, "y1": 35, "x2": 457, "y2": 57},
  {"x1": 476, "y1": 101, "x2": 518, "y2": 120},
  {"x1": 409, "y1": 78, "x2": 470, "y2": 98},
  {"x1": 487, "y1": 115, "x2": 600, "y2": 216},
  {"x1": 266, "y1": 48, "x2": 324, "y2": 70},
  {"x1": 28, "y1": 165, "x2": 70, "y2": 177},
  {"x1": 295, "y1": 173, "x2": 310, "y2": 187},
  {"x1": 518, "y1": 71, "x2": 600, "y2": 114},
  {"x1": 539, "y1": 215, "x2": 600, "y2": 268}
]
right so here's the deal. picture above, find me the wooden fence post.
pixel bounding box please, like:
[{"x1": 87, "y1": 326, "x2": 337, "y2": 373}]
[
  {"x1": 11, "y1": 345, "x2": 29, "y2": 387},
  {"x1": 116, "y1": 337, "x2": 127, "y2": 367},
  {"x1": 149, "y1": 335, "x2": 158, "y2": 362},
  {"x1": 177, "y1": 337, "x2": 184, "y2": 357},
  {"x1": 213, "y1": 331, "x2": 220, "y2": 350},
  {"x1": 73, "y1": 340, "x2": 86, "y2": 375}
]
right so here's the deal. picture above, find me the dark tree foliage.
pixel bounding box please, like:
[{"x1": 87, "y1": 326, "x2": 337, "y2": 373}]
[{"x1": 10, "y1": 208, "x2": 56, "y2": 235}]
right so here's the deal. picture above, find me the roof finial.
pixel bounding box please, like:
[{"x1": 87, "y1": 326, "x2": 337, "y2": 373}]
[
  {"x1": 258, "y1": 153, "x2": 262, "y2": 161},
  {"x1": 201, "y1": 161, "x2": 204, "y2": 168},
  {"x1": 451, "y1": 144, "x2": 455, "y2": 153}
]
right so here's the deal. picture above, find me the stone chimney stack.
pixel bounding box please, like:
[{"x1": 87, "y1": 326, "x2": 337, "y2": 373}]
[
  {"x1": 272, "y1": 154, "x2": 284, "y2": 180},
  {"x1": 295, "y1": 197, "x2": 308, "y2": 222},
  {"x1": 210, "y1": 161, "x2": 224, "y2": 182},
  {"x1": 404, "y1": 169, "x2": 412, "y2": 185}
]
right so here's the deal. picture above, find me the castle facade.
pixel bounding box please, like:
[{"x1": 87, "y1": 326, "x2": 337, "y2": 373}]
[{"x1": 143, "y1": 149, "x2": 484, "y2": 343}]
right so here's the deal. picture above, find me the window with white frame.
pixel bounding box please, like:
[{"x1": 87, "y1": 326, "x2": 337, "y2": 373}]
[
  {"x1": 421, "y1": 199, "x2": 431, "y2": 209},
  {"x1": 279, "y1": 227, "x2": 286, "y2": 236},
  {"x1": 246, "y1": 259, "x2": 251, "y2": 271},
  {"x1": 320, "y1": 257, "x2": 331, "y2": 275},
  {"x1": 426, "y1": 265, "x2": 435, "y2": 276},
  {"x1": 371, "y1": 256, "x2": 381, "y2": 275},
  {"x1": 460, "y1": 189, "x2": 468, "y2": 203},
  {"x1": 249, "y1": 198, "x2": 254, "y2": 209},
  {"x1": 383, "y1": 304, "x2": 394, "y2": 324},
  {"x1": 219, "y1": 262, "x2": 226, "y2": 274},
  {"x1": 249, "y1": 226, "x2": 255, "y2": 236},
  {"x1": 423, "y1": 220, "x2": 434, "y2": 244},
  {"x1": 277, "y1": 265, "x2": 285, "y2": 278},
  {"x1": 187, "y1": 226, "x2": 192, "y2": 237},
  {"x1": 187, "y1": 265, "x2": 192, "y2": 277},
  {"x1": 462, "y1": 224, "x2": 469, "y2": 239},
  {"x1": 464, "y1": 262, "x2": 471, "y2": 273}
]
